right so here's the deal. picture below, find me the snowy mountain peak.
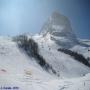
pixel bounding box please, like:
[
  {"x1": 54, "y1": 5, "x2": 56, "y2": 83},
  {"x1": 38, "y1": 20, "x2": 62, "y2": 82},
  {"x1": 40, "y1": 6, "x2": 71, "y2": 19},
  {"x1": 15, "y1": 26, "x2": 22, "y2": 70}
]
[
  {"x1": 40, "y1": 12, "x2": 78, "y2": 48},
  {"x1": 41, "y1": 12, "x2": 74, "y2": 35}
]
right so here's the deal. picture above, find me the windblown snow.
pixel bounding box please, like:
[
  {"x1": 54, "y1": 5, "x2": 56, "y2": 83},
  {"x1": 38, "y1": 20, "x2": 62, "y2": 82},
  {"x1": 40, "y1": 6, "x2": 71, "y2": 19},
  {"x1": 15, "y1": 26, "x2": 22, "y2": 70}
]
[{"x1": 0, "y1": 12, "x2": 90, "y2": 90}]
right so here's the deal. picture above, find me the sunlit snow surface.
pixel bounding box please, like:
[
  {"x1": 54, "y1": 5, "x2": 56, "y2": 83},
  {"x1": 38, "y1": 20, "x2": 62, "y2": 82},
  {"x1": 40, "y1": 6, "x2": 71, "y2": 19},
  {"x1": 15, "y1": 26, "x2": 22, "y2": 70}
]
[
  {"x1": 0, "y1": 73, "x2": 90, "y2": 90},
  {"x1": 0, "y1": 36, "x2": 90, "y2": 90}
]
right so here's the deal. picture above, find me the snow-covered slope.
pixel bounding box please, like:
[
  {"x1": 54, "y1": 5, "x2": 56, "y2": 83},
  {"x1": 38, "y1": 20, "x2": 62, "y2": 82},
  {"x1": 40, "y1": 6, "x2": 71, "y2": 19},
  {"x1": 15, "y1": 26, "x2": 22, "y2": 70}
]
[
  {"x1": 0, "y1": 36, "x2": 90, "y2": 90},
  {"x1": 33, "y1": 34, "x2": 90, "y2": 78},
  {"x1": 0, "y1": 12, "x2": 90, "y2": 90},
  {"x1": 0, "y1": 36, "x2": 53, "y2": 80},
  {"x1": 69, "y1": 39, "x2": 90, "y2": 60}
]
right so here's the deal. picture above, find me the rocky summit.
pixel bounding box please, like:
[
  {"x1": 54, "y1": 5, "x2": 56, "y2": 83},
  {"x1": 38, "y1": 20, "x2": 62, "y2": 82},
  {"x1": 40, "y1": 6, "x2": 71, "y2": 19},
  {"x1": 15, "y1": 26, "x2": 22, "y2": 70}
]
[{"x1": 40, "y1": 12, "x2": 79, "y2": 48}]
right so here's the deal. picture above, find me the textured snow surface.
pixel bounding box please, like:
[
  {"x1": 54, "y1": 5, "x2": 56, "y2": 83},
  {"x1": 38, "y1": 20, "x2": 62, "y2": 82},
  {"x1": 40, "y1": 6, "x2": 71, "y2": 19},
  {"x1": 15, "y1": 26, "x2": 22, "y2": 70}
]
[
  {"x1": 33, "y1": 34, "x2": 90, "y2": 77},
  {"x1": 0, "y1": 73, "x2": 90, "y2": 90},
  {"x1": 0, "y1": 36, "x2": 90, "y2": 90}
]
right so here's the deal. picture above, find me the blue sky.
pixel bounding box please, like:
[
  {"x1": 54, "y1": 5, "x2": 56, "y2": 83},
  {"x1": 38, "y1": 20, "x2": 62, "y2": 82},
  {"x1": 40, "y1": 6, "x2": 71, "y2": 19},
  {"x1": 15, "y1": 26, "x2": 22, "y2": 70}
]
[{"x1": 0, "y1": 0, "x2": 90, "y2": 39}]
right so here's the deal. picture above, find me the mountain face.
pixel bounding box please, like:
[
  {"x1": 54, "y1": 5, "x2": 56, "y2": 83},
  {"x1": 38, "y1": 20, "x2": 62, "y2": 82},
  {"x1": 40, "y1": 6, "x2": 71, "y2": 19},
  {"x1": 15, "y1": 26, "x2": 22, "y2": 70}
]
[
  {"x1": 0, "y1": 12, "x2": 90, "y2": 90},
  {"x1": 40, "y1": 12, "x2": 79, "y2": 48}
]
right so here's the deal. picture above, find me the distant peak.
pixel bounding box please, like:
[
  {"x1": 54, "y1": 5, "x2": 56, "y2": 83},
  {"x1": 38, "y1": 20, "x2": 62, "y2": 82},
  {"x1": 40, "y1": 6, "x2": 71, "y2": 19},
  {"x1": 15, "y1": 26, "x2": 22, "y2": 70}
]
[
  {"x1": 41, "y1": 11, "x2": 73, "y2": 35},
  {"x1": 40, "y1": 11, "x2": 78, "y2": 48}
]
